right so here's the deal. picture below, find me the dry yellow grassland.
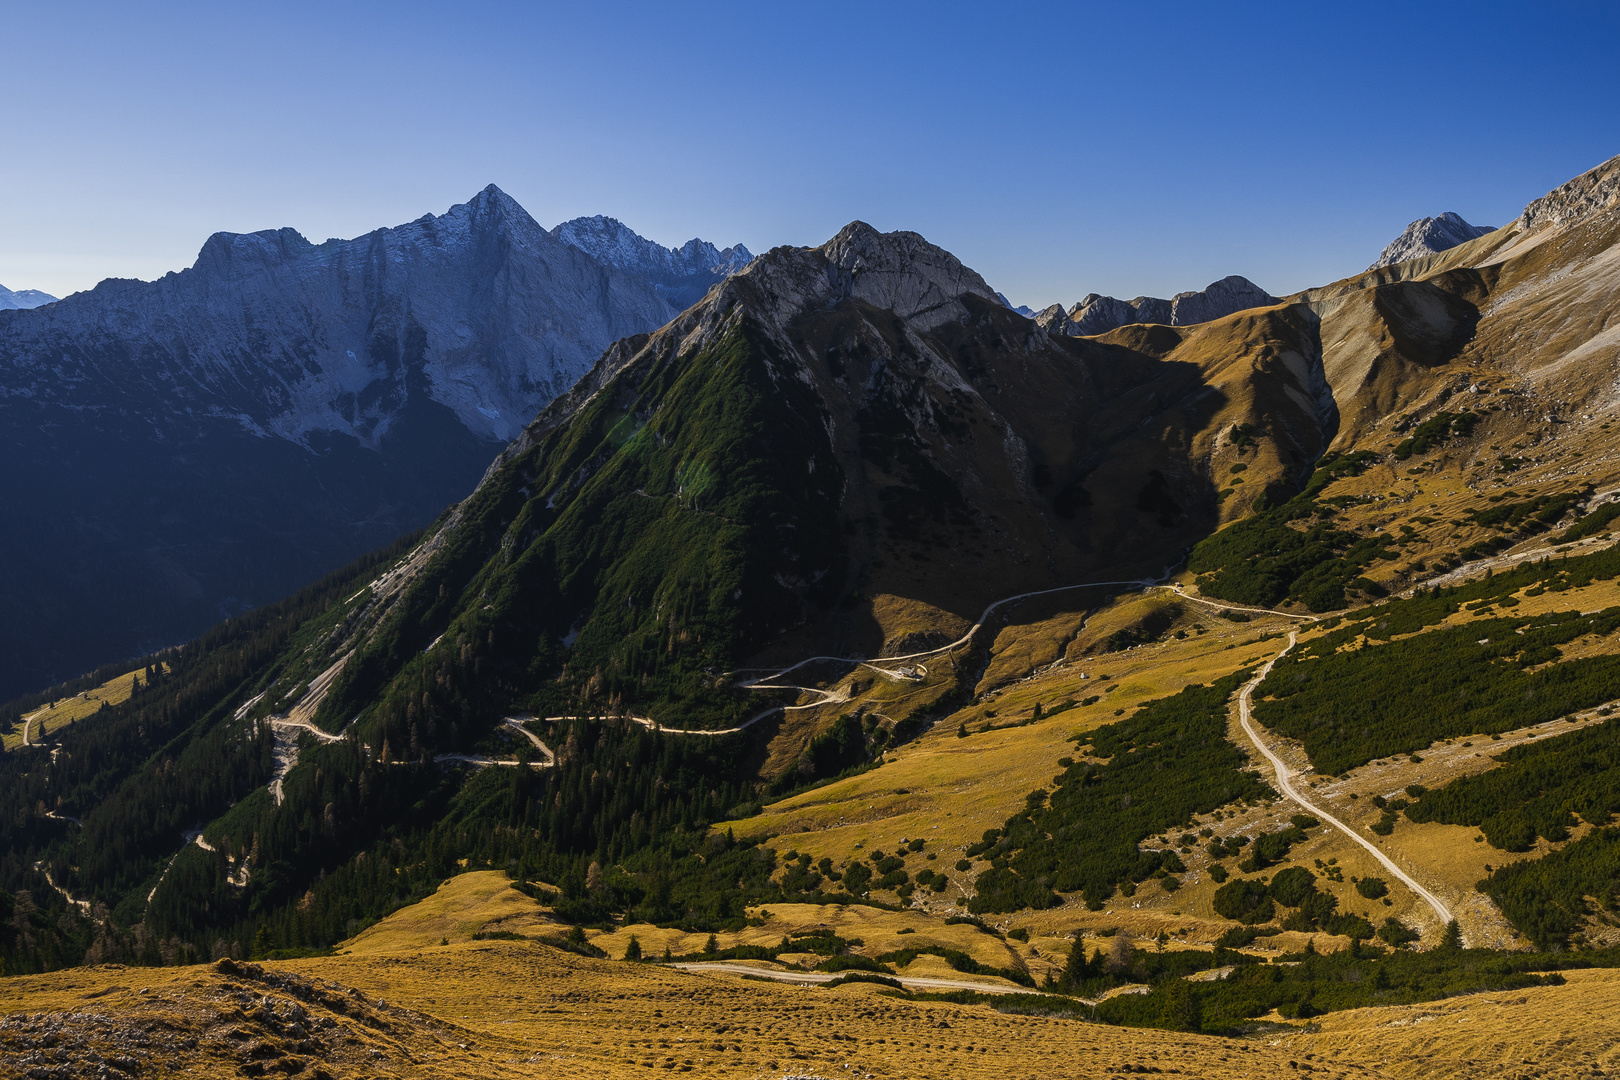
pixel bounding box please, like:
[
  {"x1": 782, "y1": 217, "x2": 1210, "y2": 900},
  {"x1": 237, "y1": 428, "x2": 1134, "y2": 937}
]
[
  {"x1": 2, "y1": 664, "x2": 167, "y2": 751},
  {"x1": 1284, "y1": 967, "x2": 1620, "y2": 1080},
  {"x1": 711, "y1": 553, "x2": 1620, "y2": 960},
  {"x1": 3, "y1": 867, "x2": 1620, "y2": 1080},
  {"x1": 5, "y1": 867, "x2": 1619, "y2": 1079}
]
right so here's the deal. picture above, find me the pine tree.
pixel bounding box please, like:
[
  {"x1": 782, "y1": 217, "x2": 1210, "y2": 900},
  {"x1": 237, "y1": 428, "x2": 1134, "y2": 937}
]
[
  {"x1": 1441, "y1": 919, "x2": 1463, "y2": 950},
  {"x1": 1058, "y1": 937, "x2": 1101, "y2": 992},
  {"x1": 624, "y1": 935, "x2": 642, "y2": 961}
]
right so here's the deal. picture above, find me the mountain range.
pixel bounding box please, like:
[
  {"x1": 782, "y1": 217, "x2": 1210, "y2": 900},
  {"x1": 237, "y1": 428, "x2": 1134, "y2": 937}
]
[
  {"x1": 5, "y1": 154, "x2": 1620, "y2": 1076},
  {"x1": 551, "y1": 214, "x2": 753, "y2": 308},
  {"x1": 0, "y1": 188, "x2": 750, "y2": 701},
  {"x1": 0, "y1": 283, "x2": 56, "y2": 310},
  {"x1": 1034, "y1": 274, "x2": 1280, "y2": 337}
]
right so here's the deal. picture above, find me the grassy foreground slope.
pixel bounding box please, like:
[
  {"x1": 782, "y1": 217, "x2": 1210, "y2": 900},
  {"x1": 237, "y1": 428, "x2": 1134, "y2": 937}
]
[{"x1": 6, "y1": 871, "x2": 1620, "y2": 1079}]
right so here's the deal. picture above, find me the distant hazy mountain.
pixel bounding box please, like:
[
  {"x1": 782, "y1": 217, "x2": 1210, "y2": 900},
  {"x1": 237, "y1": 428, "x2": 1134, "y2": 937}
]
[
  {"x1": 1368, "y1": 211, "x2": 1494, "y2": 270},
  {"x1": 0, "y1": 186, "x2": 718, "y2": 700},
  {"x1": 552, "y1": 215, "x2": 753, "y2": 309},
  {"x1": 1033, "y1": 275, "x2": 1277, "y2": 337},
  {"x1": 996, "y1": 292, "x2": 1037, "y2": 317},
  {"x1": 0, "y1": 283, "x2": 57, "y2": 309}
]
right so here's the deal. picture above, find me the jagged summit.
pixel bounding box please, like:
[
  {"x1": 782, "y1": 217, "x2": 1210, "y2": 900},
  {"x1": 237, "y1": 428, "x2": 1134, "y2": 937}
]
[
  {"x1": 1034, "y1": 274, "x2": 1276, "y2": 338},
  {"x1": 0, "y1": 283, "x2": 57, "y2": 309},
  {"x1": 0, "y1": 187, "x2": 679, "y2": 701},
  {"x1": 1368, "y1": 211, "x2": 1494, "y2": 270},
  {"x1": 552, "y1": 212, "x2": 752, "y2": 309}
]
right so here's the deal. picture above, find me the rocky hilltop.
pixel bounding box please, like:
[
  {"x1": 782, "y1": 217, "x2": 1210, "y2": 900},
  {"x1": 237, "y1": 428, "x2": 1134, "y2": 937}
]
[
  {"x1": 0, "y1": 282, "x2": 56, "y2": 309},
  {"x1": 552, "y1": 214, "x2": 753, "y2": 308},
  {"x1": 1518, "y1": 151, "x2": 1620, "y2": 231},
  {"x1": 1034, "y1": 274, "x2": 1277, "y2": 336},
  {"x1": 1368, "y1": 211, "x2": 1494, "y2": 269},
  {"x1": 0, "y1": 187, "x2": 732, "y2": 700}
]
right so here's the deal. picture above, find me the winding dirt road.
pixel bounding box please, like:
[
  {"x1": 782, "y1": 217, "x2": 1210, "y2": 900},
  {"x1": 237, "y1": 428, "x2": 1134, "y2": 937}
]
[{"x1": 1235, "y1": 631, "x2": 1453, "y2": 928}]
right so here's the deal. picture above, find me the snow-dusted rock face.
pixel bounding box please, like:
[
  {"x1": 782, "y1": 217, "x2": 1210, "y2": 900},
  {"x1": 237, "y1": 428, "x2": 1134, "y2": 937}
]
[
  {"x1": 0, "y1": 186, "x2": 671, "y2": 446},
  {"x1": 552, "y1": 214, "x2": 752, "y2": 309},
  {"x1": 1368, "y1": 212, "x2": 1495, "y2": 270},
  {"x1": 0, "y1": 186, "x2": 686, "y2": 699},
  {"x1": 0, "y1": 283, "x2": 56, "y2": 309},
  {"x1": 1040, "y1": 276, "x2": 1275, "y2": 337}
]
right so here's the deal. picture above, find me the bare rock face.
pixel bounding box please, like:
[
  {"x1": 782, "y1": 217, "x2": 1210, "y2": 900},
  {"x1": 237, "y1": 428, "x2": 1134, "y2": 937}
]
[
  {"x1": 819, "y1": 220, "x2": 1000, "y2": 326},
  {"x1": 1041, "y1": 277, "x2": 1274, "y2": 337},
  {"x1": 1169, "y1": 275, "x2": 1278, "y2": 326},
  {"x1": 2, "y1": 186, "x2": 674, "y2": 445},
  {"x1": 1369, "y1": 212, "x2": 1495, "y2": 270},
  {"x1": 551, "y1": 214, "x2": 752, "y2": 309},
  {"x1": 1068, "y1": 293, "x2": 1139, "y2": 335},
  {"x1": 1518, "y1": 153, "x2": 1620, "y2": 232}
]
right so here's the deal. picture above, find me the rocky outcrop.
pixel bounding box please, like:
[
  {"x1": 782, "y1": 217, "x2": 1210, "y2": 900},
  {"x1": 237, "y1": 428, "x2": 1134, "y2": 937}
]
[
  {"x1": 1041, "y1": 276, "x2": 1276, "y2": 337},
  {"x1": 1368, "y1": 212, "x2": 1494, "y2": 270},
  {"x1": 1169, "y1": 275, "x2": 1278, "y2": 325},
  {"x1": 552, "y1": 214, "x2": 752, "y2": 309},
  {"x1": 1518, "y1": 153, "x2": 1620, "y2": 232},
  {"x1": 0, "y1": 283, "x2": 55, "y2": 309},
  {"x1": 1069, "y1": 294, "x2": 1139, "y2": 335}
]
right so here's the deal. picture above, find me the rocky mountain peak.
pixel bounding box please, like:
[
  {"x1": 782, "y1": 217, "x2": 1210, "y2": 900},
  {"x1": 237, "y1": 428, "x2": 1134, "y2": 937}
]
[
  {"x1": 193, "y1": 226, "x2": 317, "y2": 279},
  {"x1": 0, "y1": 186, "x2": 679, "y2": 700},
  {"x1": 1037, "y1": 274, "x2": 1275, "y2": 338},
  {"x1": 0, "y1": 283, "x2": 56, "y2": 309},
  {"x1": 1169, "y1": 275, "x2": 1277, "y2": 325},
  {"x1": 551, "y1": 213, "x2": 752, "y2": 309},
  {"x1": 1368, "y1": 211, "x2": 1494, "y2": 270},
  {"x1": 817, "y1": 220, "x2": 998, "y2": 324}
]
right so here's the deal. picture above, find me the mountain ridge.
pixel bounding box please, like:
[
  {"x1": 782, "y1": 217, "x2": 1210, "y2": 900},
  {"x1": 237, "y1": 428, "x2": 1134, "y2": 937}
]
[
  {"x1": 1033, "y1": 274, "x2": 1279, "y2": 338},
  {"x1": 0, "y1": 283, "x2": 56, "y2": 309},
  {"x1": 0, "y1": 186, "x2": 744, "y2": 701},
  {"x1": 551, "y1": 214, "x2": 753, "y2": 309}
]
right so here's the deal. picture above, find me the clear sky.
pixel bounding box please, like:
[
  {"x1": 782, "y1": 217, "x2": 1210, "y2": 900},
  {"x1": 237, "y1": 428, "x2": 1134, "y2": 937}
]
[{"x1": 3, "y1": 0, "x2": 1617, "y2": 308}]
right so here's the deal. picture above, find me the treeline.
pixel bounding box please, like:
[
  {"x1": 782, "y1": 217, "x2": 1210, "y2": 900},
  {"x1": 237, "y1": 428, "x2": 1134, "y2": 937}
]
[
  {"x1": 1188, "y1": 451, "x2": 1391, "y2": 612},
  {"x1": 1094, "y1": 940, "x2": 1576, "y2": 1033},
  {"x1": 0, "y1": 532, "x2": 423, "y2": 970},
  {"x1": 902, "y1": 937, "x2": 1607, "y2": 1036},
  {"x1": 1254, "y1": 606, "x2": 1620, "y2": 774},
  {"x1": 1479, "y1": 828, "x2": 1620, "y2": 950},
  {"x1": 1405, "y1": 710, "x2": 1620, "y2": 851},
  {"x1": 969, "y1": 673, "x2": 1272, "y2": 913}
]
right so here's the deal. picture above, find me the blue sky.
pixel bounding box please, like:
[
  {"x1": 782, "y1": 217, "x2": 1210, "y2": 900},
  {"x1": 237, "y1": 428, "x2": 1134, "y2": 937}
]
[{"x1": 3, "y1": 1, "x2": 1617, "y2": 307}]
